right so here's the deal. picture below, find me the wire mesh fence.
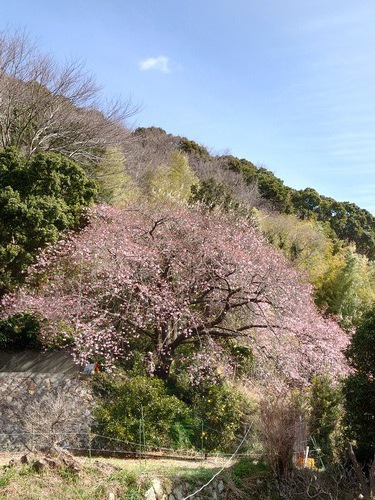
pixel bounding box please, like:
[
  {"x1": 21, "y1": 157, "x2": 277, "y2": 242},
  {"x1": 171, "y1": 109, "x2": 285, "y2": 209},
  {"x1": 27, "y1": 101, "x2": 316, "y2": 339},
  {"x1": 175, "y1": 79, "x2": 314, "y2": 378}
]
[{"x1": 0, "y1": 428, "x2": 257, "y2": 463}]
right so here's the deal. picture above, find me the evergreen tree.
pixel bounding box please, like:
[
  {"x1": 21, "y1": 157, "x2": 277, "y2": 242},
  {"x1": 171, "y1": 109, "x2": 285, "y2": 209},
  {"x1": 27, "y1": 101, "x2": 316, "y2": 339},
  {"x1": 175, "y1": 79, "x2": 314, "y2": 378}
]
[
  {"x1": 343, "y1": 310, "x2": 375, "y2": 464},
  {"x1": 0, "y1": 147, "x2": 96, "y2": 294},
  {"x1": 309, "y1": 374, "x2": 343, "y2": 462}
]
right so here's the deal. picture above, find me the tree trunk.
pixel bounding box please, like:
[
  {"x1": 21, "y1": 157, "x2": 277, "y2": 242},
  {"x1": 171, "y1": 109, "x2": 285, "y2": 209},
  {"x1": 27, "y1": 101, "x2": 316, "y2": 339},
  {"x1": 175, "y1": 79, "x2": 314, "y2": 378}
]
[{"x1": 153, "y1": 350, "x2": 173, "y2": 380}]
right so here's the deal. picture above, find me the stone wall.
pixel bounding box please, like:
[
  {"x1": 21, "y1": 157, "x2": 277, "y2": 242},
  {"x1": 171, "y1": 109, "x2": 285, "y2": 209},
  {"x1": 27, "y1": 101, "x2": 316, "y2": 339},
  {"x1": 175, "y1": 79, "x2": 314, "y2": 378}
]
[
  {"x1": 145, "y1": 477, "x2": 226, "y2": 500},
  {"x1": 0, "y1": 371, "x2": 92, "y2": 451}
]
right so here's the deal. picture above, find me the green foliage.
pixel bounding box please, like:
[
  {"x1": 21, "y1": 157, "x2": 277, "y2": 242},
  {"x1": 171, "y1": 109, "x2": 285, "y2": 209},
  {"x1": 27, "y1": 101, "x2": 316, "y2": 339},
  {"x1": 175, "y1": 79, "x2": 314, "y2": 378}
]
[
  {"x1": 178, "y1": 137, "x2": 209, "y2": 157},
  {"x1": 256, "y1": 167, "x2": 294, "y2": 213},
  {"x1": 0, "y1": 464, "x2": 16, "y2": 488},
  {"x1": 189, "y1": 178, "x2": 246, "y2": 215},
  {"x1": 222, "y1": 155, "x2": 257, "y2": 182},
  {"x1": 190, "y1": 382, "x2": 248, "y2": 453},
  {"x1": 343, "y1": 309, "x2": 375, "y2": 463},
  {"x1": 92, "y1": 373, "x2": 196, "y2": 449},
  {"x1": 345, "y1": 310, "x2": 375, "y2": 375},
  {"x1": 189, "y1": 179, "x2": 258, "y2": 222},
  {"x1": 231, "y1": 458, "x2": 269, "y2": 488},
  {"x1": 0, "y1": 147, "x2": 96, "y2": 294},
  {"x1": 260, "y1": 213, "x2": 334, "y2": 280},
  {"x1": 0, "y1": 312, "x2": 42, "y2": 350},
  {"x1": 94, "y1": 146, "x2": 139, "y2": 204},
  {"x1": 221, "y1": 156, "x2": 294, "y2": 212},
  {"x1": 261, "y1": 212, "x2": 375, "y2": 329},
  {"x1": 308, "y1": 375, "x2": 343, "y2": 462},
  {"x1": 321, "y1": 200, "x2": 375, "y2": 260},
  {"x1": 292, "y1": 189, "x2": 375, "y2": 260},
  {"x1": 316, "y1": 248, "x2": 375, "y2": 328},
  {"x1": 92, "y1": 368, "x2": 250, "y2": 454},
  {"x1": 147, "y1": 150, "x2": 199, "y2": 201},
  {"x1": 292, "y1": 187, "x2": 322, "y2": 220},
  {"x1": 190, "y1": 179, "x2": 235, "y2": 211}
]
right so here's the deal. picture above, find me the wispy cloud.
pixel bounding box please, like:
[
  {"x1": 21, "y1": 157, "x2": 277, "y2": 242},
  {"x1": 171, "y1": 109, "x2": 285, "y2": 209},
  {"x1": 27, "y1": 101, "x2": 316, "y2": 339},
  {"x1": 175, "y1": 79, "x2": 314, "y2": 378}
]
[{"x1": 139, "y1": 56, "x2": 171, "y2": 73}]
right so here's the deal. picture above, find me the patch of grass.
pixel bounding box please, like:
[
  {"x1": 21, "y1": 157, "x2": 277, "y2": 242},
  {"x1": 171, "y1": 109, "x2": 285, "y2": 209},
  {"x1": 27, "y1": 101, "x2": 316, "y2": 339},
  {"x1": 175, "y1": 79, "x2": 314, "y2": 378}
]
[
  {"x1": 230, "y1": 459, "x2": 269, "y2": 492},
  {"x1": 0, "y1": 456, "x2": 240, "y2": 499},
  {"x1": 0, "y1": 466, "x2": 16, "y2": 488},
  {"x1": 107, "y1": 469, "x2": 139, "y2": 486},
  {"x1": 57, "y1": 466, "x2": 79, "y2": 483},
  {"x1": 232, "y1": 458, "x2": 269, "y2": 481},
  {"x1": 167, "y1": 466, "x2": 219, "y2": 481}
]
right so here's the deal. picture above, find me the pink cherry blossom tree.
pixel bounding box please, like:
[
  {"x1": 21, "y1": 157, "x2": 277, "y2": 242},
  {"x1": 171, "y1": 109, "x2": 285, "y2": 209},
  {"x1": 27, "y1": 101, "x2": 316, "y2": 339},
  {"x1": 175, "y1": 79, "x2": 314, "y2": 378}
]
[{"x1": 2, "y1": 203, "x2": 349, "y2": 384}]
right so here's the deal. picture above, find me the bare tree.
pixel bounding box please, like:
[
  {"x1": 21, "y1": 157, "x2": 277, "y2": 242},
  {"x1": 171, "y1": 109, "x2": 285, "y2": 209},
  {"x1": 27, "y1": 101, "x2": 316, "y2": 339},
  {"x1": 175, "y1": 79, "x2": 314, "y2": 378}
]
[
  {"x1": 20, "y1": 389, "x2": 91, "y2": 453},
  {"x1": 258, "y1": 389, "x2": 306, "y2": 479},
  {"x1": 125, "y1": 127, "x2": 181, "y2": 188},
  {"x1": 0, "y1": 29, "x2": 138, "y2": 162},
  {"x1": 0, "y1": 383, "x2": 92, "y2": 454},
  {"x1": 191, "y1": 154, "x2": 263, "y2": 209},
  {"x1": 279, "y1": 464, "x2": 359, "y2": 500},
  {"x1": 348, "y1": 444, "x2": 375, "y2": 500}
]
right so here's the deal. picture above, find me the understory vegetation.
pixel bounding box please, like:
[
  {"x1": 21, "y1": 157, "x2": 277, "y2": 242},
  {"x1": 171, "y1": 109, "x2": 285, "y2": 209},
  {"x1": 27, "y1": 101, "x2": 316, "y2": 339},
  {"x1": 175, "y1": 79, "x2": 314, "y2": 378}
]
[{"x1": 0, "y1": 29, "x2": 375, "y2": 499}]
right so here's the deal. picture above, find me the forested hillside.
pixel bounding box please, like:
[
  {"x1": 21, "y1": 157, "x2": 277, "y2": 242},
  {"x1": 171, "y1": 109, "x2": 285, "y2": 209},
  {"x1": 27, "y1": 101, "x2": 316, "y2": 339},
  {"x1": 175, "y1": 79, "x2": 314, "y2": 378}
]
[
  {"x1": 1, "y1": 31, "x2": 375, "y2": 498},
  {"x1": 122, "y1": 126, "x2": 375, "y2": 330},
  {"x1": 127, "y1": 126, "x2": 375, "y2": 259}
]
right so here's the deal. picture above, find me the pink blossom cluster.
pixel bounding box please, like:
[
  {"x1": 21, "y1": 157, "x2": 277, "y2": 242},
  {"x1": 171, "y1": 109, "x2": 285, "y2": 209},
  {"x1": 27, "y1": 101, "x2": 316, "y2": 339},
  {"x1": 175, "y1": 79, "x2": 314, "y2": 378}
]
[{"x1": 1, "y1": 202, "x2": 350, "y2": 383}]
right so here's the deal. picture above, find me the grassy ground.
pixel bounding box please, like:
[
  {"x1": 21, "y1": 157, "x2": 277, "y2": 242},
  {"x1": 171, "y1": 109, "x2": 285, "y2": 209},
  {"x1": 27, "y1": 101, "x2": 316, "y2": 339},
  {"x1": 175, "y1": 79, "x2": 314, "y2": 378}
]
[{"x1": 0, "y1": 453, "x2": 273, "y2": 499}]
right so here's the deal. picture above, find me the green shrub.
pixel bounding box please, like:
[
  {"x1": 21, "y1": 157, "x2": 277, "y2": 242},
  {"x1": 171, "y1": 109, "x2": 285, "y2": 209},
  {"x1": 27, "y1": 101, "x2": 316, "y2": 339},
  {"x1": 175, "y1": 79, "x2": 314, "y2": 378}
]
[
  {"x1": 190, "y1": 382, "x2": 248, "y2": 453},
  {"x1": 308, "y1": 374, "x2": 344, "y2": 462},
  {"x1": 92, "y1": 373, "x2": 196, "y2": 450},
  {"x1": 92, "y1": 371, "x2": 251, "y2": 454},
  {"x1": 0, "y1": 312, "x2": 42, "y2": 350}
]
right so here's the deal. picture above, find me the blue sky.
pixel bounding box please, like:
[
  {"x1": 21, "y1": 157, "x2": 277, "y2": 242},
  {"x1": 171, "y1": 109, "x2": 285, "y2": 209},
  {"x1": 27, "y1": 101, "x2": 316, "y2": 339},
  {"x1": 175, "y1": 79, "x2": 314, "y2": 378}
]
[{"x1": 1, "y1": 0, "x2": 375, "y2": 214}]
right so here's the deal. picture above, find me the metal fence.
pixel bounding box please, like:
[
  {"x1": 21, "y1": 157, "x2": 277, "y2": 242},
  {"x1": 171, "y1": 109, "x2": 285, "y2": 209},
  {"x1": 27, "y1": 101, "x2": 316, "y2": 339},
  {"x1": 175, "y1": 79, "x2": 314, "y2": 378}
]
[{"x1": 0, "y1": 428, "x2": 257, "y2": 464}]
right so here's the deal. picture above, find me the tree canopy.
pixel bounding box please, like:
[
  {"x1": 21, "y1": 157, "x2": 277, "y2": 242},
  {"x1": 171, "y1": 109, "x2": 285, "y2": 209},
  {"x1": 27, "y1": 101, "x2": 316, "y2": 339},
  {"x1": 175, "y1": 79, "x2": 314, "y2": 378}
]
[
  {"x1": 0, "y1": 147, "x2": 96, "y2": 294},
  {"x1": 3, "y1": 203, "x2": 349, "y2": 384}
]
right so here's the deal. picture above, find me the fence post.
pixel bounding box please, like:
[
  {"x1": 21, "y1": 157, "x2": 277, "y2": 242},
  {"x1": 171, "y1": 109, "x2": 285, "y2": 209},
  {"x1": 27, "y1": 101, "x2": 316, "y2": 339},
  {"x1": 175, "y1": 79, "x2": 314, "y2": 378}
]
[
  {"x1": 31, "y1": 425, "x2": 35, "y2": 452},
  {"x1": 201, "y1": 420, "x2": 205, "y2": 464},
  {"x1": 139, "y1": 405, "x2": 146, "y2": 466}
]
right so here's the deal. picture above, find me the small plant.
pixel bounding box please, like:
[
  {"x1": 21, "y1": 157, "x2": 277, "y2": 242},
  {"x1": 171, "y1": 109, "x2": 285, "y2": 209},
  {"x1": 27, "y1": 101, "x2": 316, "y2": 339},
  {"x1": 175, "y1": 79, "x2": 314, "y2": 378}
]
[
  {"x1": 0, "y1": 464, "x2": 16, "y2": 488},
  {"x1": 308, "y1": 374, "x2": 344, "y2": 462}
]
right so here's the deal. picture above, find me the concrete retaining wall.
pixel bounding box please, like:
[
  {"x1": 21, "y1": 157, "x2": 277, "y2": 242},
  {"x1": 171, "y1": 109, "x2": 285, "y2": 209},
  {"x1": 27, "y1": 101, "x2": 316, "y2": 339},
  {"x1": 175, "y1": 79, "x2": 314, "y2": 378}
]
[{"x1": 0, "y1": 350, "x2": 80, "y2": 374}]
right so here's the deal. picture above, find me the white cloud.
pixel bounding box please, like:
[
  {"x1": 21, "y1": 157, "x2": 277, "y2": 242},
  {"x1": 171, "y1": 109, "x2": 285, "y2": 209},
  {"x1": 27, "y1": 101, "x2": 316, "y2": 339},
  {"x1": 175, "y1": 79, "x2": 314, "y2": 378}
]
[{"x1": 139, "y1": 56, "x2": 171, "y2": 73}]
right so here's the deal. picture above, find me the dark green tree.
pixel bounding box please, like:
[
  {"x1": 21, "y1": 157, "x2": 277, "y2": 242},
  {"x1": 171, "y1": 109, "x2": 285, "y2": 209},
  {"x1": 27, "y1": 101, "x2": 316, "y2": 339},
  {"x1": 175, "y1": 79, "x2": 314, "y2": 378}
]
[
  {"x1": 292, "y1": 188, "x2": 322, "y2": 220},
  {"x1": 256, "y1": 167, "x2": 294, "y2": 213},
  {"x1": 343, "y1": 309, "x2": 375, "y2": 464},
  {"x1": 0, "y1": 147, "x2": 96, "y2": 295},
  {"x1": 178, "y1": 137, "x2": 209, "y2": 157},
  {"x1": 0, "y1": 312, "x2": 42, "y2": 350},
  {"x1": 309, "y1": 374, "x2": 343, "y2": 462}
]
